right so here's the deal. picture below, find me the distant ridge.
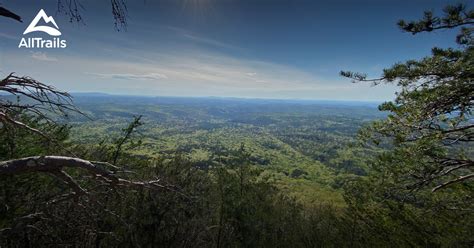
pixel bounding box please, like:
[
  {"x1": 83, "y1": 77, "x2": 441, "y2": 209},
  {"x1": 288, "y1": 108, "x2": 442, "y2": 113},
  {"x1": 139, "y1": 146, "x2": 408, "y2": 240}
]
[
  {"x1": 70, "y1": 92, "x2": 112, "y2": 97},
  {"x1": 69, "y1": 93, "x2": 382, "y2": 108}
]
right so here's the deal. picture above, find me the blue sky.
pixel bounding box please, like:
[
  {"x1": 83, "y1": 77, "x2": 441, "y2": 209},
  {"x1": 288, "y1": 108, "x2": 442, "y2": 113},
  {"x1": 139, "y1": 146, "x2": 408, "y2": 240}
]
[{"x1": 0, "y1": 0, "x2": 464, "y2": 100}]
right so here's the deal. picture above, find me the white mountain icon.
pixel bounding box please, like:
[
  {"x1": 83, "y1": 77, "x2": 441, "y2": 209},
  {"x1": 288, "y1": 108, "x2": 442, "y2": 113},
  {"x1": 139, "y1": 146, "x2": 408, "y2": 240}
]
[{"x1": 23, "y1": 9, "x2": 61, "y2": 36}]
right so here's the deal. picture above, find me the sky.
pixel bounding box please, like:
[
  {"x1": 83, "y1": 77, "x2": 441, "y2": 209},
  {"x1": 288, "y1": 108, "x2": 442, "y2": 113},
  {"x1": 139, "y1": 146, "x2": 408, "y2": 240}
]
[{"x1": 0, "y1": 0, "x2": 465, "y2": 101}]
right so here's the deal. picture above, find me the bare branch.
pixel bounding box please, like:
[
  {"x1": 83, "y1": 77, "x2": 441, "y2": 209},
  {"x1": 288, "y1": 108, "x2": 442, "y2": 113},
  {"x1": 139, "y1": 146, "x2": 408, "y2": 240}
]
[
  {"x1": 432, "y1": 173, "x2": 474, "y2": 192},
  {"x1": 56, "y1": 0, "x2": 128, "y2": 30},
  {"x1": 50, "y1": 170, "x2": 88, "y2": 197},
  {"x1": 0, "y1": 6, "x2": 22, "y2": 22},
  {"x1": 0, "y1": 112, "x2": 50, "y2": 139},
  {"x1": 0, "y1": 156, "x2": 181, "y2": 196}
]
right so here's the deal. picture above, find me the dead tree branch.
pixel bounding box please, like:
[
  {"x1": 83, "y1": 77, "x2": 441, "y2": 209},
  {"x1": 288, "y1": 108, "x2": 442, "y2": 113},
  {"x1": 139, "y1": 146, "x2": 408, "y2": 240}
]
[
  {"x1": 56, "y1": 0, "x2": 128, "y2": 30},
  {"x1": 432, "y1": 173, "x2": 474, "y2": 192},
  {"x1": 0, "y1": 156, "x2": 166, "y2": 190}
]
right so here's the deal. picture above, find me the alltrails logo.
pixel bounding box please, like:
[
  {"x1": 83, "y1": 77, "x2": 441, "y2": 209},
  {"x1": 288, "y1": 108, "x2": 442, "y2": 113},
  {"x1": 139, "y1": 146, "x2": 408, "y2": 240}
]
[{"x1": 18, "y1": 9, "x2": 67, "y2": 49}]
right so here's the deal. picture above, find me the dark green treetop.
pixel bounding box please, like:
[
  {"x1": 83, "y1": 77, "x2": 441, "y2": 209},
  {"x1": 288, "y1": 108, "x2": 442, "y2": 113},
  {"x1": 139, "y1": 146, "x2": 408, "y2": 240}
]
[{"x1": 341, "y1": 3, "x2": 473, "y2": 193}]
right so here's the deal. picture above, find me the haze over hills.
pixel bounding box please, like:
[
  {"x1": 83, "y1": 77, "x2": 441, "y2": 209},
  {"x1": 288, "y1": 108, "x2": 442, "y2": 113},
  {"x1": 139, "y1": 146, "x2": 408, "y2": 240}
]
[
  {"x1": 66, "y1": 94, "x2": 383, "y2": 205},
  {"x1": 70, "y1": 92, "x2": 384, "y2": 107}
]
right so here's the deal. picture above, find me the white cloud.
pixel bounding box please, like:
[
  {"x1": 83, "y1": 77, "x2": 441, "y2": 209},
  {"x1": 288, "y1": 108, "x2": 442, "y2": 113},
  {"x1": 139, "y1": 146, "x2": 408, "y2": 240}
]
[
  {"x1": 88, "y1": 72, "x2": 168, "y2": 81},
  {"x1": 3, "y1": 39, "x2": 397, "y2": 101},
  {"x1": 167, "y1": 26, "x2": 244, "y2": 51},
  {"x1": 71, "y1": 48, "x2": 320, "y2": 91},
  {"x1": 31, "y1": 52, "x2": 58, "y2": 62},
  {"x1": 0, "y1": 32, "x2": 17, "y2": 40},
  {"x1": 181, "y1": 33, "x2": 242, "y2": 50}
]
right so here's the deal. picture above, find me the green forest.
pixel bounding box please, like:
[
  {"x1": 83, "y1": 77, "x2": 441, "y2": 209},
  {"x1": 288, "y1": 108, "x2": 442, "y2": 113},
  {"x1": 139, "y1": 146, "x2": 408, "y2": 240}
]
[{"x1": 0, "y1": 2, "x2": 473, "y2": 248}]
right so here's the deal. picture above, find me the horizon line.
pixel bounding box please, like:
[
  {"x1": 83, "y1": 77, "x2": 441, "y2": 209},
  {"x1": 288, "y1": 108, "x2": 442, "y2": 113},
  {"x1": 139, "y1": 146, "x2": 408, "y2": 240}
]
[{"x1": 69, "y1": 91, "x2": 388, "y2": 103}]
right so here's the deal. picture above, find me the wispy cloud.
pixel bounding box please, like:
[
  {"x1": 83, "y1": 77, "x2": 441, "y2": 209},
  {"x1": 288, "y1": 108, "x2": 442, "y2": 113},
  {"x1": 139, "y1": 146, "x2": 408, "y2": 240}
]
[
  {"x1": 0, "y1": 32, "x2": 18, "y2": 40},
  {"x1": 167, "y1": 26, "x2": 244, "y2": 51},
  {"x1": 181, "y1": 33, "x2": 242, "y2": 50},
  {"x1": 87, "y1": 72, "x2": 168, "y2": 81},
  {"x1": 3, "y1": 32, "x2": 396, "y2": 100},
  {"x1": 70, "y1": 50, "x2": 333, "y2": 97},
  {"x1": 31, "y1": 52, "x2": 58, "y2": 62}
]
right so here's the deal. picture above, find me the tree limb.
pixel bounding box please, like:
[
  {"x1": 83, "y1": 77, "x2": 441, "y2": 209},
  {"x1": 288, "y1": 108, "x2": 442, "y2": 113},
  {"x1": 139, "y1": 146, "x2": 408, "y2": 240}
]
[
  {"x1": 0, "y1": 156, "x2": 169, "y2": 193},
  {"x1": 432, "y1": 173, "x2": 474, "y2": 192}
]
